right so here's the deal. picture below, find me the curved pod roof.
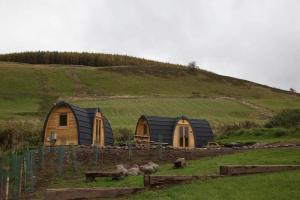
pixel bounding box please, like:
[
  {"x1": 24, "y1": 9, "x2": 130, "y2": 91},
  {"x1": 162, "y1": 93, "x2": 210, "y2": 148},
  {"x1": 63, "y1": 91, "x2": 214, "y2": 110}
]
[
  {"x1": 136, "y1": 115, "x2": 213, "y2": 147},
  {"x1": 43, "y1": 101, "x2": 114, "y2": 145}
]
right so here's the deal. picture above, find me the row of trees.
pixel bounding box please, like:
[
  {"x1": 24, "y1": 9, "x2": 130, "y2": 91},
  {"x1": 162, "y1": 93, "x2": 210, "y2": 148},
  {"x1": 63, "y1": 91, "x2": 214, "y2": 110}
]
[{"x1": 0, "y1": 51, "x2": 180, "y2": 68}]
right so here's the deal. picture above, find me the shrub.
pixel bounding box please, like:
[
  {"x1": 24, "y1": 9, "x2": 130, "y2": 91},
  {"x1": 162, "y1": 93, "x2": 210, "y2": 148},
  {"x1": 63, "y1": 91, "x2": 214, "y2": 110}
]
[
  {"x1": 114, "y1": 128, "x2": 133, "y2": 144},
  {"x1": 265, "y1": 109, "x2": 300, "y2": 128},
  {"x1": 0, "y1": 121, "x2": 42, "y2": 151},
  {"x1": 218, "y1": 121, "x2": 260, "y2": 137}
]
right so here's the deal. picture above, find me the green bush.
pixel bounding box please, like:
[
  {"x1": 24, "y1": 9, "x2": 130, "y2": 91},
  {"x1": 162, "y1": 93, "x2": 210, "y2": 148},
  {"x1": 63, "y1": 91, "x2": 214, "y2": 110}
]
[
  {"x1": 265, "y1": 109, "x2": 300, "y2": 128},
  {"x1": 218, "y1": 121, "x2": 260, "y2": 137},
  {"x1": 114, "y1": 128, "x2": 133, "y2": 144},
  {"x1": 0, "y1": 121, "x2": 42, "y2": 151}
]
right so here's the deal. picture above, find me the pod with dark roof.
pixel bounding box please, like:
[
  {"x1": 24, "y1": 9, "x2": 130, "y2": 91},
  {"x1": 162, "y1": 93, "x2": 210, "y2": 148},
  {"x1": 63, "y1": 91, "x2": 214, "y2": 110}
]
[
  {"x1": 134, "y1": 115, "x2": 213, "y2": 148},
  {"x1": 43, "y1": 101, "x2": 113, "y2": 146}
]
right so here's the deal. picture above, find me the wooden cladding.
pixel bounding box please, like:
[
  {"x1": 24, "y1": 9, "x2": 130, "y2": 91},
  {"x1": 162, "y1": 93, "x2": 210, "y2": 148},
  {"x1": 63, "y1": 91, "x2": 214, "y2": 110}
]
[{"x1": 44, "y1": 106, "x2": 78, "y2": 145}]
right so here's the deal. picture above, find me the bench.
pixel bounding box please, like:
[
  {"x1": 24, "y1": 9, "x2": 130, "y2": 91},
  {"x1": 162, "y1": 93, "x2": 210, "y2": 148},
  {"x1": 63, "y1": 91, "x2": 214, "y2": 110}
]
[{"x1": 85, "y1": 171, "x2": 123, "y2": 182}]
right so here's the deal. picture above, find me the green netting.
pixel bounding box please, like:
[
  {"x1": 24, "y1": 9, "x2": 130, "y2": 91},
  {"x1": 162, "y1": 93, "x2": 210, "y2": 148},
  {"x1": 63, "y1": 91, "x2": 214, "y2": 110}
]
[
  {"x1": 0, "y1": 165, "x2": 8, "y2": 199},
  {"x1": 24, "y1": 149, "x2": 36, "y2": 192},
  {"x1": 93, "y1": 146, "x2": 99, "y2": 166},
  {"x1": 9, "y1": 154, "x2": 22, "y2": 200},
  {"x1": 37, "y1": 145, "x2": 45, "y2": 170},
  {"x1": 158, "y1": 135, "x2": 163, "y2": 160},
  {"x1": 128, "y1": 134, "x2": 133, "y2": 160},
  {"x1": 57, "y1": 146, "x2": 65, "y2": 177},
  {"x1": 69, "y1": 145, "x2": 77, "y2": 174}
]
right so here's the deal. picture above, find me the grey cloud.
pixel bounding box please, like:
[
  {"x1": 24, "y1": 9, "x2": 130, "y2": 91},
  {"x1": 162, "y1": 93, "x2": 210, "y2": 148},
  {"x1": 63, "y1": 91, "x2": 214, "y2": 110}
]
[{"x1": 0, "y1": 0, "x2": 299, "y2": 91}]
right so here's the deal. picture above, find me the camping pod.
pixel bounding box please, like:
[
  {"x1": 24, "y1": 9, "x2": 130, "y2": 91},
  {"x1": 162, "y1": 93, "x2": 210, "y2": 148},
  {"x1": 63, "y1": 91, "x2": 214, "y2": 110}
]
[
  {"x1": 134, "y1": 115, "x2": 213, "y2": 148},
  {"x1": 43, "y1": 101, "x2": 113, "y2": 146}
]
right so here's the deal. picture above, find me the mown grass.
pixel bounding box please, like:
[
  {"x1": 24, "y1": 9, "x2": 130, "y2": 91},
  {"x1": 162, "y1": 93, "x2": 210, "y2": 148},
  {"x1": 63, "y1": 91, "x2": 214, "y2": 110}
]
[{"x1": 123, "y1": 171, "x2": 300, "y2": 200}]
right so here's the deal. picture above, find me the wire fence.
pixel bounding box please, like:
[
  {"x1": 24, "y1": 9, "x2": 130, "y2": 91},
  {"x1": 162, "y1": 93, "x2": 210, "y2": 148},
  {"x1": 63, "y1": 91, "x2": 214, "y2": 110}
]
[{"x1": 0, "y1": 142, "x2": 165, "y2": 199}]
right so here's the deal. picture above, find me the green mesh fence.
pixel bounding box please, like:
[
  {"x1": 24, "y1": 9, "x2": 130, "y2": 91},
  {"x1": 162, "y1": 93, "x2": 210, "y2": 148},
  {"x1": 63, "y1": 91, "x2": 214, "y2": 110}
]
[
  {"x1": 69, "y1": 145, "x2": 77, "y2": 174},
  {"x1": 57, "y1": 146, "x2": 65, "y2": 177},
  {"x1": 158, "y1": 135, "x2": 163, "y2": 160},
  {"x1": 9, "y1": 154, "x2": 22, "y2": 200},
  {"x1": 24, "y1": 149, "x2": 36, "y2": 193},
  {"x1": 128, "y1": 134, "x2": 133, "y2": 160},
  {"x1": 37, "y1": 145, "x2": 45, "y2": 170},
  {"x1": 0, "y1": 165, "x2": 8, "y2": 199},
  {"x1": 93, "y1": 146, "x2": 99, "y2": 166}
]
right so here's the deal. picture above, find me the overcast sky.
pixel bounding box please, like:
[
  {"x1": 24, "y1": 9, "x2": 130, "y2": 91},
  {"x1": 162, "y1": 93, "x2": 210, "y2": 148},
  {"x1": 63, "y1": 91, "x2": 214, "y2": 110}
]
[{"x1": 0, "y1": 0, "x2": 299, "y2": 91}]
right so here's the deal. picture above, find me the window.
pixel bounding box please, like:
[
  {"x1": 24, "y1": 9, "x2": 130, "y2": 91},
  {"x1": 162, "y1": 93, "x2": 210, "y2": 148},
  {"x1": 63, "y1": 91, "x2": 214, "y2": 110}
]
[
  {"x1": 59, "y1": 114, "x2": 68, "y2": 127},
  {"x1": 95, "y1": 119, "x2": 102, "y2": 145},
  {"x1": 143, "y1": 124, "x2": 148, "y2": 135},
  {"x1": 179, "y1": 126, "x2": 189, "y2": 147},
  {"x1": 185, "y1": 127, "x2": 189, "y2": 147},
  {"x1": 179, "y1": 127, "x2": 184, "y2": 147},
  {"x1": 95, "y1": 120, "x2": 99, "y2": 143}
]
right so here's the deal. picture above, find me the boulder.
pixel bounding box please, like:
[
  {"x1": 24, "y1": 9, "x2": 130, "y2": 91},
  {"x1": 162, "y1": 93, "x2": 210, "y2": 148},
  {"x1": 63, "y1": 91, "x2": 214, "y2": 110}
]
[
  {"x1": 115, "y1": 164, "x2": 128, "y2": 176},
  {"x1": 174, "y1": 158, "x2": 186, "y2": 168},
  {"x1": 148, "y1": 161, "x2": 159, "y2": 171},
  {"x1": 140, "y1": 161, "x2": 159, "y2": 174},
  {"x1": 127, "y1": 167, "x2": 143, "y2": 176}
]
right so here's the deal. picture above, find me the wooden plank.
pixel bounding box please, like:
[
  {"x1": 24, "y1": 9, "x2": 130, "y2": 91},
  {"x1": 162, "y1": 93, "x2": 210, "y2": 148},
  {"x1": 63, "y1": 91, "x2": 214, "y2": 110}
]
[
  {"x1": 144, "y1": 175, "x2": 222, "y2": 187},
  {"x1": 85, "y1": 171, "x2": 123, "y2": 182},
  {"x1": 220, "y1": 165, "x2": 300, "y2": 175},
  {"x1": 45, "y1": 187, "x2": 144, "y2": 200}
]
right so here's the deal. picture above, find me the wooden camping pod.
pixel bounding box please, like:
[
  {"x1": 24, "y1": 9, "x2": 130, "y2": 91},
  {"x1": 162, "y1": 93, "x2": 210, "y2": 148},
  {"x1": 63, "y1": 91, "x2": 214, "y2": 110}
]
[
  {"x1": 134, "y1": 115, "x2": 213, "y2": 148},
  {"x1": 43, "y1": 101, "x2": 114, "y2": 146}
]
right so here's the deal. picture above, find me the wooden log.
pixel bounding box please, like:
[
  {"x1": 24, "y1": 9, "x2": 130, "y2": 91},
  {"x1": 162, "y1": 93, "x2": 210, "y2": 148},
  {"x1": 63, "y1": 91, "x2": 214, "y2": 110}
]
[
  {"x1": 85, "y1": 171, "x2": 123, "y2": 182},
  {"x1": 45, "y1": 187, "x2": 144, "y2": 200},
  {"x1": 220, "y1": 165, "x2": 300, "y2": 176},
  {"x1": 144, "y1": 175, "x2": 222, "y2": 187}
]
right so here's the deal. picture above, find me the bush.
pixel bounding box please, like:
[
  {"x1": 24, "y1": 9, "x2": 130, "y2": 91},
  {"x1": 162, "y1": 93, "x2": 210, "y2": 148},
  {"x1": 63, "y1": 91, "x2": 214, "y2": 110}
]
[
  {"x1": 114, "y1": 128, "x2": 133, "y2": 144},
  {"x1": 0, "y1": 121, "x2": 42, "y2": 151},
  {"x1": 218, "y1": 121, "x2": 260, "y2": 137},
  {"x1": 265, "y1": 109, "x2": 300, "y2": 128}
]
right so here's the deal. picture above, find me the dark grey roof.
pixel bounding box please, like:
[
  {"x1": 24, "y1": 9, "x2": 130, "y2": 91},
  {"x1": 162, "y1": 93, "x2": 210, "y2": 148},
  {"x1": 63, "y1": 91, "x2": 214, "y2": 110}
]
[
  {"x1": 139, "y1": 115, "x2": 213, "y2": 147},
  {"x1": 43, "y1": 101, "x2": 113, "y2": 145},
  {"x1": 189, "y1": 119, "x2": 214, "y2": 147},
  {"x1": 141, "y1": 115, "x2": 177, "y2": 144}
]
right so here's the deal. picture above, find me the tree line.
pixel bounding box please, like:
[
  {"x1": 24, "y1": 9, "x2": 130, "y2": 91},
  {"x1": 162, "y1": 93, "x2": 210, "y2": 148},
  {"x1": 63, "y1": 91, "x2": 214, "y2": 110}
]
[{"x1": 0, "y1": 51, "x2": 181, "y2": 68}]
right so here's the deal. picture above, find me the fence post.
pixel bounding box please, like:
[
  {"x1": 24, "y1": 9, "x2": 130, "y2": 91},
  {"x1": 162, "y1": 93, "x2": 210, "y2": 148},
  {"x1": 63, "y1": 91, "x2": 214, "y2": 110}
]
[
  {"x1": 158, "y1": 135, "x2": 163, "y2": 160},
  {"x1": 128, "y1": 134, "x2": 132, "y2": 161}
]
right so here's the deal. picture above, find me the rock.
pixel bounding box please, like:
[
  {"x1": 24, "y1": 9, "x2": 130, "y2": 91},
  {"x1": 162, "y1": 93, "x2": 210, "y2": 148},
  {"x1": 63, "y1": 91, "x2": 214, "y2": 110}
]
[
  {"x1": 140, "y1": 161, "x2": 159, "y2": 174},
  {"x1": 148, "y1": 161, "x2": 159, "y2": 171},
  {"x1": 115, "y1": 164, "x2": 128, "y2": 176},
  {"x1": 174, "y1": 158, "x2": 186, "y2": 168},
  {"x1": 127, "y1": 167, "x2": 142, "y2": 176}
]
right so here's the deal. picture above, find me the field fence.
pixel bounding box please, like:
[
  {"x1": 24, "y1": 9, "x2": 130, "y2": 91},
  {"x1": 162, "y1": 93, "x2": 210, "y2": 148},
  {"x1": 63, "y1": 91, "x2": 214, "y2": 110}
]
[{"x1": 0, "y1": 142, "x2": 198, "y2": 199}]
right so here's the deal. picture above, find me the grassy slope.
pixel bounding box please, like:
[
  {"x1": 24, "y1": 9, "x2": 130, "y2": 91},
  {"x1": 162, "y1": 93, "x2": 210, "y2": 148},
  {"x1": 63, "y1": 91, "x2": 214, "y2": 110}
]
[
  {"x1": 45, "y1": 148, "x2": 300, "y2": 200},
  {"x1": 0, "y1": 61, "x2": 299, "y2": 133}
]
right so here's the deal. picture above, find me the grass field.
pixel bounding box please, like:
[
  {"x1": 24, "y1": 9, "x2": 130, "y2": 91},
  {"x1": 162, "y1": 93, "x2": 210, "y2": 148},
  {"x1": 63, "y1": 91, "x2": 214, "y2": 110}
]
[
  {"x1": 45, "y1": 148, "x2": 300, "y2": 200},
  {"x1": 125, "y1": 171, "x2": 300, "y2": 200},
  {"x1": 0, "y1": 61, "x2": 299, "y2": 134}
]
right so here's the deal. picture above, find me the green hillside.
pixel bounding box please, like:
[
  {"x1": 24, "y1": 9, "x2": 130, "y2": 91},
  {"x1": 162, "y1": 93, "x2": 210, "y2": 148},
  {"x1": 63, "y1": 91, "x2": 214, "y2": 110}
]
[{"x1": 0, "y1": 52, "x2": 299, "y2": 135}]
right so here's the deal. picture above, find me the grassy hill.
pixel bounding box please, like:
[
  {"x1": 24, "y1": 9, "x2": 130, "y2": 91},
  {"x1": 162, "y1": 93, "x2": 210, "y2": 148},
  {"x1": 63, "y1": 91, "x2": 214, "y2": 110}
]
[{"x1": 0, "y1": 52, "x2": 299, "y2": 135}]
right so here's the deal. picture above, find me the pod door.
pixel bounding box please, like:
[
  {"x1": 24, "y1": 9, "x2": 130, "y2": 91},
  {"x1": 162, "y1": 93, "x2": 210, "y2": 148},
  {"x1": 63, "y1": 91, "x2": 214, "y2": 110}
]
[{"x1": 173, "y1": 119, "x2": 195, "y2": 148}]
